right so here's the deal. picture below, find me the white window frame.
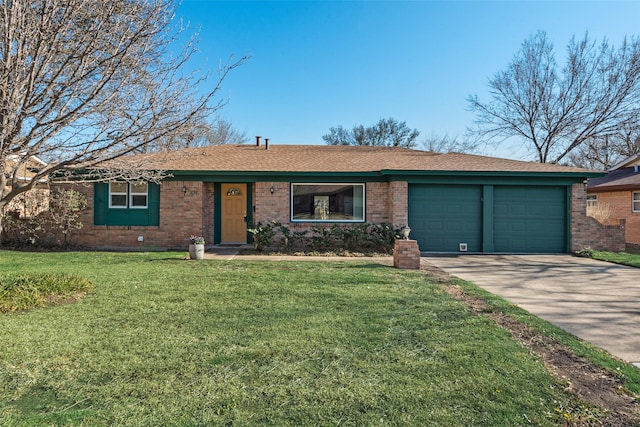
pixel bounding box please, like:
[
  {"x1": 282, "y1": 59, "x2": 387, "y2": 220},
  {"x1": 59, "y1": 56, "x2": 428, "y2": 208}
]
[
  {"x1": 129, "y1": 182, "x2": 149, "y2": 209},
  {"x1": 109, "y1": 182, "x2": 128, "y2": 208},
  {"x1": 290, "y1": 183, "x2": 365, "y2": 223},
  {"x1": 586, "y1": 194, "x2": 598, "y2": 208},
  {"x1": 109, "y1": 182, "x2": 149, "y2": 209},
  {"x1": 633, "y1": 192, "x2": 640, "y2": 213}
]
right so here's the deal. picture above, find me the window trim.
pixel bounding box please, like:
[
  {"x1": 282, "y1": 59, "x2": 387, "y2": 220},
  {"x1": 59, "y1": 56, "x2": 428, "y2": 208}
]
[
  {"x1": 633, "y1": 192, "x2": 640, "y2": 213},
  {"x1": 109, "y1": 182, "x2": 128, "y2": 209},
  {"x1": 290, "y1": 183, "x2": 366, "y2": 223},
  {"x1": 586, "y1": 194, "x2": 598, "y2": 208},
  {"x1": 129, "y1": 182, "x2": 149, "y2": 209}
]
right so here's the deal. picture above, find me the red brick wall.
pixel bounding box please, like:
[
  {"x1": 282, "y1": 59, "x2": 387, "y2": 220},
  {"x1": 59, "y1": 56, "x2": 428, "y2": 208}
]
[
  {"x1": 64, "y1": 181, "x2": 210, "y2": 251},
  {"x1": 254, "y1": 182, "x2": 290, "y2": 224},
  {"x1": 366, "y1": 182, "x2": 391, "y2": 223},
  {"x1": 390, "y1": 181, "x2": 408, "y2": 226},
  {"x1": 589, "y1": 190, "x2": 640, "y2": 244},
  {"x1": 572, "y1": 183, "x2": 626, "y2": 252}
]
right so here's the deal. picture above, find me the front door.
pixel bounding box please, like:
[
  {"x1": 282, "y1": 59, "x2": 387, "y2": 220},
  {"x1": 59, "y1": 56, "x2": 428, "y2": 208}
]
[{"x1": 221, "y1": 183, "x2": 247, "y2": 243}]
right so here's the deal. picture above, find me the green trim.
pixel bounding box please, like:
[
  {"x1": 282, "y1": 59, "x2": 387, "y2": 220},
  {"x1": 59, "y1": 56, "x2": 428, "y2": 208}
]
[
  {"x1": 381, "y1": 169, "x2": 605, "y2": 179},
  {"x1": 167, "y1": 171, "x2": 385, "y2": 182},
  {"x1": 393, "y1": 174, "x2": 590, "y2": 186},
  {"x1": 566, "y1": 185, "x2": 573, "y2": 253},
  {"x1": 213, "y1": 183, "x2": 221, "y2": 245},
  {"x1": 245, "y1": 182, "x2": 253, "y2": 243}
]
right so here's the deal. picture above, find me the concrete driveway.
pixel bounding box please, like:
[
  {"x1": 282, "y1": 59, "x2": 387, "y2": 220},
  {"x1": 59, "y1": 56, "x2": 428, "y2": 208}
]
[{"x1": 422, "y1": 254, "x2": 640, "y2": 365}]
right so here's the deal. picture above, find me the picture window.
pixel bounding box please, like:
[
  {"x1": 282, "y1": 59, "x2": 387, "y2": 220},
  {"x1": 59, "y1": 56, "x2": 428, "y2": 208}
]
[{"x1": 291, "y1": 183, "x2": 365, "y2": 222}]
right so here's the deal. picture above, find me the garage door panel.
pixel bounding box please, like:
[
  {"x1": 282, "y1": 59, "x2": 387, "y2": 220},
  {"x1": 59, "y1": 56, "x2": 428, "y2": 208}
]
[
  {"x1": 494, "y1": 186, "x2": 566, "y2": 253},
  {"x1": 409, "y1": 185, "x2": 482, "y2": 252}
]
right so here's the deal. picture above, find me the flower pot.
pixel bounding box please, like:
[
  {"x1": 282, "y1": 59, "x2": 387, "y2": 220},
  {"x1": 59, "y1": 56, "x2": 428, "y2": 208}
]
[{"x1": 189, "y1": 243, "x2": 205, "y2": 260}]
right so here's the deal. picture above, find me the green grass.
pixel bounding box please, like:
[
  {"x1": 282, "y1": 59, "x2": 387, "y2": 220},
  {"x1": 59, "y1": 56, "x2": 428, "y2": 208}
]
[
  {"x1": 591, "y1": 250, "x2": 640, "y2": 268},
  {"x1": 0, "y1": 251, "x2": 601, "y2": 425},
  {"x1": 0, "y1": 273, "x2": 93, "y2": 312},
  {"x1": 450, "y1": 276, "x2": 640, "y2": 396}
]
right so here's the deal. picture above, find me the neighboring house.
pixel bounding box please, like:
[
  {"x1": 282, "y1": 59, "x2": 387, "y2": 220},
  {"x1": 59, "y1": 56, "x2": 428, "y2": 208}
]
[
  {"x1": 587, "y1": 153, "x2": 640, "y2": 246},
  {"x1": 63, "y1": 142, "x2": 613, "y2": 253},
  {"x1": 3, "y1": 154, "x2": 49, "y2": 218}
]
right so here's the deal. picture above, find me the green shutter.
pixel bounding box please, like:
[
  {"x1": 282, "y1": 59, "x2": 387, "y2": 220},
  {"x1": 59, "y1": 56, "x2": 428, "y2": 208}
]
[
  {"x1": 93, "y1": 183, "x2": 108, "y2": 225},
  {"x1": 148, "y1": 183, "x2": 160, "y2": 226}
]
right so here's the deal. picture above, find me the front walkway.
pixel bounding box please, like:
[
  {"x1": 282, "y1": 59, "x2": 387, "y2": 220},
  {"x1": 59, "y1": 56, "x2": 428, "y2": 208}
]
[{"x1": 204, "y1": 246, "x2": 393, "y2": 264}]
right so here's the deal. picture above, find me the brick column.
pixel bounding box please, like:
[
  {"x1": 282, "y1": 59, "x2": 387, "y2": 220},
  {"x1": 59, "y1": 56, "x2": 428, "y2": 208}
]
[{"x1": 393, "y1": 239, "x2": 421, "y2": 269}]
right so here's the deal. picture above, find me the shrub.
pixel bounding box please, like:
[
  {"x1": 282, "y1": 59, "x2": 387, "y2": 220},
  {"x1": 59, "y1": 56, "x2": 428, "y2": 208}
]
[
  {"x1": 575, "y1": 246, "x2": 595, "y2": 258},
  {"x1": 2, "y1": 189, "x2": 87, "y2": 247},
  {"x1": 587, "y1": 202, "x2": 615, "y2": 224},
  {"x1": 248, "y1": 221, "x2": 278, "y2": 251},
  {"x1": 252, "y1": 222, "x2": 404, "y2": 254},
  {"x1": 0, "y1": 273, "x2": 94, "y2": 312}
]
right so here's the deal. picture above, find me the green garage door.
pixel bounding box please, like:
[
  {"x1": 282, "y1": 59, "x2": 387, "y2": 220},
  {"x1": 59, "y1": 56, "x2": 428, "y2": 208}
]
[
  {"x1": 408, "y1": 185, "x2": 482, "y2": 252},
  {"x1": 494, "y1": 186, "x2": 566, "y2": 253}
]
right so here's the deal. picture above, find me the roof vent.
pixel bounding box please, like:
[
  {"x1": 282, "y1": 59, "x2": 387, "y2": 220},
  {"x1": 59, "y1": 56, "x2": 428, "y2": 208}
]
[
  {"x1": 255, "y1": 136, "x2": 261, "y2": 147},
  {"x1": 265, "y1": 138, "x2": 270, "y2": 149}
]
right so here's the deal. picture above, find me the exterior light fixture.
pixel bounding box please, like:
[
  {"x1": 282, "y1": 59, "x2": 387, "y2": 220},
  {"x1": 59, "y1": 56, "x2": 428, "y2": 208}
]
[
  {"x1": 270, "y1": 186, "x2": 275, "y2": 194},
  {"x1": 182, "y1": 185, "x2": 188, "y2": 194}
]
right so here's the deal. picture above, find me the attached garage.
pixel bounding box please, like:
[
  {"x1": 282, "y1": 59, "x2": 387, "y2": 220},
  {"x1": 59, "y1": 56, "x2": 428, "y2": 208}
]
[{"x1": 408, "y1": 183, "x2": 568, "y2": 253}]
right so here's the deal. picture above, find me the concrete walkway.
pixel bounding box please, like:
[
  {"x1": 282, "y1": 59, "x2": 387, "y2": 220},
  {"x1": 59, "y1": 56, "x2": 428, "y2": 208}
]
[
  {"x1": 422, "y1": 254, "x2": 640, "y2": 365},
  {"x1": 203, "y1": 246, "x2": 394, "y2": 264}
]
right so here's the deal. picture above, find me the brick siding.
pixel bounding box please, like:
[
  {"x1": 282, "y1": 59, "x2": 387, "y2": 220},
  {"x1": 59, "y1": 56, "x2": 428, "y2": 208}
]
[
  {"x1": 588, "y1": 190, "x2": 640, "y2": 244},
  {"x1": 57, "y1": 180, "x2": 621, "y2": 253},
  {"x1": 571, "y1": 183, "x2": 626, "y2": 252},
  {"x1": 61, "y1": 181, "x2": 210, "y2": 250}
]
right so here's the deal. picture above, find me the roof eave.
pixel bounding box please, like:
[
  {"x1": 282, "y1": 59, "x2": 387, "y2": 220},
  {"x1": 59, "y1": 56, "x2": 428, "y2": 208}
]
[
  {"x1": 588, "y1": 183, "x2": 640, "y2": 193},
  {"x1": 379, "y1": 169, "x2": 605, "y2": 178}
]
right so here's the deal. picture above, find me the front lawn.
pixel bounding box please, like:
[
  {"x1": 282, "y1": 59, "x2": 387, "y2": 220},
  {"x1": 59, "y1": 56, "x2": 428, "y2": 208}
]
[{"x1": 0, "y1": 251, "x2": 609, "y2": 425}]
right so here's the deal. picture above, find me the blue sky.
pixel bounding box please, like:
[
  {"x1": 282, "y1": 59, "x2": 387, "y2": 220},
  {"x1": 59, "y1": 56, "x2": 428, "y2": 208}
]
[{"x1": 176, "y1": 1, "x2": 640, "y2": 160}]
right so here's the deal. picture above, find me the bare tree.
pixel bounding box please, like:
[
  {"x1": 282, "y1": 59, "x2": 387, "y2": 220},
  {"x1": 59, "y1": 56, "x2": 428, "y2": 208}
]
[
  {"x1": 141, "y1": 116, "x2": 249, "y2": 152},
  {"x1": 323, "y1": 117, "x2": 420, "y2": 148},
  {"x1": 567, "y1": 124, "x2": 640, "y2": 169},
  {"x1": 421, "y1": 132, "x2": 479, "y2": 154},
  {"x1": 0, "y1": 0, "x2": 247, "y2": 236},
  {"x1": 467, "y1": 31, "x2": 640, "y2": 164}
]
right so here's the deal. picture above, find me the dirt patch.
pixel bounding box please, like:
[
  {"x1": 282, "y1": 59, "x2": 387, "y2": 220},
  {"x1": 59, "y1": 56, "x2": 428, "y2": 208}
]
[{"x1": 427, "y1": 264, "x2": 640, "y2": 426}]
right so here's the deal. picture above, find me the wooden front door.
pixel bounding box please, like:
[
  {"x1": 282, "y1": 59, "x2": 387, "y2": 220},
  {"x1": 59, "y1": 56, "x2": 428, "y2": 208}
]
[{"x1": 221, "y1": 183, "x2": 247, "y2": 243}]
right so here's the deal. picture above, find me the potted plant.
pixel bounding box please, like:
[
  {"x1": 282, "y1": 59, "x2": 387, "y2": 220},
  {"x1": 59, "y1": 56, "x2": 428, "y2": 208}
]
[{"x1": 188, "y1": 235, "x2": 205, "y2": 260}]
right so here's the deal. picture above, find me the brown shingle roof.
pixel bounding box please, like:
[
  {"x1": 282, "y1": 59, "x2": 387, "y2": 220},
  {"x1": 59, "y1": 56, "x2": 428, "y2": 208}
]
[
  {"x1": 588, "y1": 167, "x2": 640, "y2": 192},
  {"x1": 111, "y1": 144, "x2": 596, "y2": 174}
]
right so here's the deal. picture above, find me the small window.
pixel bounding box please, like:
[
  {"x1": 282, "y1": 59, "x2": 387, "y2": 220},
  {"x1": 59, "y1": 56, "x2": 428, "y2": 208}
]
[
  {"x1": 130, "y1": 182, "x2": 148, "y2": 208},
  {"x1": 109, "y1": 182, "x2": 149, "y2": 209},
  {"x1": 109, "y1": 182, "x2": 127, "y2": 208},
  {"x1": 291, "y1": 183, "x2": 365, "y2": 222},
  {"x1": 633, "y1": 192, "x2": 640, "y2": 212},
  {"x1": 586, "y1": 194, "x2": 598, "y2": 208}
]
